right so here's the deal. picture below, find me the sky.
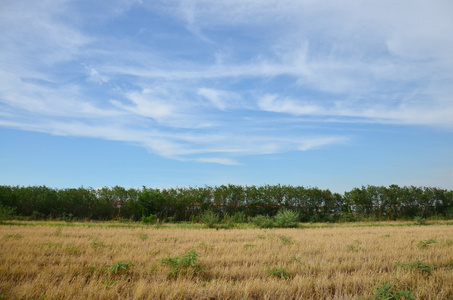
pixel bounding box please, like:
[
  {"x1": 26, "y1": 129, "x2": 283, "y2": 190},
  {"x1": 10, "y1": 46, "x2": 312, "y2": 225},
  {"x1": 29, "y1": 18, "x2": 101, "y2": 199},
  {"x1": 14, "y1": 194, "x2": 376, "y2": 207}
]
[{"x1": 1, "y1": 0, "x2": 453, "y2": 193}]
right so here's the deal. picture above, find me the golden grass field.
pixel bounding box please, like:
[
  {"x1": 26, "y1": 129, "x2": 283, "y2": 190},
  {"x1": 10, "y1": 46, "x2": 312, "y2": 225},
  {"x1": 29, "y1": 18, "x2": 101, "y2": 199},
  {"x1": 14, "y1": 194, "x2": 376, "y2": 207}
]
[{"x1": 1, "y1": 222, "x2": 452, "y2": 299}]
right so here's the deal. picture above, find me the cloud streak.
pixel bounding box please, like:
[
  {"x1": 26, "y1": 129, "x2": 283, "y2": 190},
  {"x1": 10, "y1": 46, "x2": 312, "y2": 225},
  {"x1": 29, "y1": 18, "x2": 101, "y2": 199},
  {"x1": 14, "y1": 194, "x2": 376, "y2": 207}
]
[{"x1": 1, "y1": 0, "x2": 453, "y2": 166}]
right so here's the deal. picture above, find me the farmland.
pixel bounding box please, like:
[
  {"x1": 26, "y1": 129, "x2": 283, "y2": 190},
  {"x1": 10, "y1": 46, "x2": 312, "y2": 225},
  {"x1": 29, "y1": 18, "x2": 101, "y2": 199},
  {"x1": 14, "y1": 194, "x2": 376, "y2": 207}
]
[{"x1": 1, "y1": 221, "x2": 452, "y2": 299}]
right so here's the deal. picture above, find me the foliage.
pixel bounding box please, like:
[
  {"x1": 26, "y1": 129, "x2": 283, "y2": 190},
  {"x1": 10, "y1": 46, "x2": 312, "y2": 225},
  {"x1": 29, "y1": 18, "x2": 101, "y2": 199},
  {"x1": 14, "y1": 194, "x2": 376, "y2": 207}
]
[
  {"x1": 394, "y1": 260, "x2": 436, "y2": 275},
  {"x1": 108, "y1": 261, "x2": 133, "y2": 274},
  {"x1": 267, "y1": 267, "x2": 291, "y2": 279},
  {"x1": 274, "y1": 209, "x2": 299, "y2": 228},
  {"x1": 0, "y1": 204, "x2": 16, "y2": 222},
  {"x1": 414, "y1": 216, "x2": 426, "y2": 225},
  {"x1": 417, "y1": 239, "x2": 436, "y2": 249},
  {"x1": 371, "y1": 282, "x2": 414, "y2": 300},
  {"x1": 251, "y1": 215, "x2": 274, "y2": 228},
  {"x1": 1, "y1": 184, "x2": 452, "y2": 223},
  {"x1": 160, "y1": 249, "x2": 204, "y2": 278},
  {"x1": 141, "y1": 214, "x2": 157, "y2": 224},
  {"x1": 200, "y1": 210, "x2": 219, "y2": 228}
]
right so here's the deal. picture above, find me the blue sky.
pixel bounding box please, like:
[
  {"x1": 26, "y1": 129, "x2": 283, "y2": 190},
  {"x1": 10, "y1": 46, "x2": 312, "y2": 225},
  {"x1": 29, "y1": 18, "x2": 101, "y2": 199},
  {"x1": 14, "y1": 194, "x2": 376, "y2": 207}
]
[{"x1": 1, "y1": 0, "x2": 453, "y2": 193}]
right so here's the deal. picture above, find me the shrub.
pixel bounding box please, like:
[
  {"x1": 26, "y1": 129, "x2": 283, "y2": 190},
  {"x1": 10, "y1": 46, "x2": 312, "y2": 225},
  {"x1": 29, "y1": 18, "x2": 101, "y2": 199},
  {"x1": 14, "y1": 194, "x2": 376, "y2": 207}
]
[
  {"x1": 252, "y1": 215, "x2": 274, "y2": 228},
  {"x1": 275, "y1": 209, "x2": 299, "y2": 228},
  {"x1": 372, "y1": 282, "x2": 414, "y2": 299},
  {"x1": 0, "y1": 204, "x2": 16, "y2": 222},
  {"x1": 141, "y1": 214, "x2": 157, "y2": 224},
  {"x1": 230, "y1": 211, "x2": 247, "y2": 223},
  {"x1": 200, "y1": 210, "x2": 219, "y2": 228}
]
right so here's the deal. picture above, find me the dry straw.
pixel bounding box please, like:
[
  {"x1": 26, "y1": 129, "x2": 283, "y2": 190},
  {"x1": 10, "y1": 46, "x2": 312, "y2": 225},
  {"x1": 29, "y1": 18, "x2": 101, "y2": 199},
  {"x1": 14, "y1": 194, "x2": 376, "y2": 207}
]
[{"x1": 1, "y1": 223, "x2": 452, "y2": 299}]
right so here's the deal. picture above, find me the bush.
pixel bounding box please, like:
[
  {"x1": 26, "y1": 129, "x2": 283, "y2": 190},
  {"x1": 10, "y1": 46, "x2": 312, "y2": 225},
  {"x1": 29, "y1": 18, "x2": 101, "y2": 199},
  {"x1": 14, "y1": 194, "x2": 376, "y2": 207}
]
[
  {"x1": 230, "y1": 211, "x2": 247, "y2": 223},
  {"x1": 201, "y1": 210, "x2": 219, "y2": 228},
  {"x1": 141, "y1": 214, "x2": 157, "y2": 224},
  {"x1": 0, "y1": 204, "x2": 16, "y2": 222},
  {"x1": 252, "y1": 215, "x2": 274, "y2": 228},
  {"x1": 275, "y1": 209, "x2": 299, "y2": 228}
]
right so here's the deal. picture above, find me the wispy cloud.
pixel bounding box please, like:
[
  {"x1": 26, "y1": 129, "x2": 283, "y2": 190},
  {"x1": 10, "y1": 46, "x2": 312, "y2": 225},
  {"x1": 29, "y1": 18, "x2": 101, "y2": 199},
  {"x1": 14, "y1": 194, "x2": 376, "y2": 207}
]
[{"x1": 1, "y1": 0, "x2": 452, "y2": 168}]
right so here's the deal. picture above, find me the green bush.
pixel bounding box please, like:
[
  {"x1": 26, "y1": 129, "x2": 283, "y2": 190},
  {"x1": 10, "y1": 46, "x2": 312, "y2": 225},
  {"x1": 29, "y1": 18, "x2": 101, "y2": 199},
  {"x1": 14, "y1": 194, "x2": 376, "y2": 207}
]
[
  {"x1": 230, "y1": 211, "x2": 247, "y2": 223},
  {"x1": 0, "y1": 204, "x2": 16, "y2": 222},
  {"x1": 275, "y1": 209, "x2": 299, "y2": 228},
  {"x1": 252, "y1": 215, "x2": 274, "y2": 228},
  {"x1": 141, "y1": 214, "x2": 157, "y2": 224},
  {"x1": 201, "y1": 210, "x2": 219, "y2": 228}
]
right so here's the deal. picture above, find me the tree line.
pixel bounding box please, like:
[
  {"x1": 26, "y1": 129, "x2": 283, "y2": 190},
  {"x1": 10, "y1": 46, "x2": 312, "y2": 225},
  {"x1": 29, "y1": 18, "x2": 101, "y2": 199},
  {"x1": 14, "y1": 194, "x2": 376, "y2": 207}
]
[{"x1": 0, "y1": 184, "x2": 452, "y2": 222}]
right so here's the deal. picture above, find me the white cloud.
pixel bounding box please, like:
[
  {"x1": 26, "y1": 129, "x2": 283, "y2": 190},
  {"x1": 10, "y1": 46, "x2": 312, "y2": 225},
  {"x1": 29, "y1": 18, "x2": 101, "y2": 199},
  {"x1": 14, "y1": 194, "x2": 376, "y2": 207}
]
[
  {"x1": 197, "y1": 88, "x2": 241, "y2": 110},
  {"x1": 1, "y1": 0, "x2": 453, "y2": 168}
]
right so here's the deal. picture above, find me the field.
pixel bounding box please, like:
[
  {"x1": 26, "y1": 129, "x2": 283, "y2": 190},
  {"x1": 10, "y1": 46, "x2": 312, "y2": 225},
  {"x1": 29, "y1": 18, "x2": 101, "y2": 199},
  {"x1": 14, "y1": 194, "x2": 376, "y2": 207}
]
[{"x1": 1, "y1": 222, "x2": 452, "y2": 299}]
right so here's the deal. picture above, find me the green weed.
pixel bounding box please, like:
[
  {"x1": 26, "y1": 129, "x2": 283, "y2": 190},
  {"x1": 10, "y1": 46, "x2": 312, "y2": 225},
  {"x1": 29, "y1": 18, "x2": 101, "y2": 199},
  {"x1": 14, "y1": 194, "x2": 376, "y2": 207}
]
[
  {"x1": 139, "y1": 233, "x2": 149, "y2": 240},
  {"x1": 417, "y1": 239, "x2": 437, "y2": 249},
  {"x1": 160, "y1": 249, "x2": 204, "y2": 278},
  {"x1": 371, "y1": 282, "x2": 414, "y2": 299},
  {"x1": 108, "y1": 261, "x2": 133, "y2": 274},
  {"x1": 394, "y1": 260, "x2": 435, "y2": 276},
  {"x1": 267, "y1": 267, "x2": 291, "y2": 279},
  {"x1": 3, "y1": 233, "x2": 23, "y2": 240}
]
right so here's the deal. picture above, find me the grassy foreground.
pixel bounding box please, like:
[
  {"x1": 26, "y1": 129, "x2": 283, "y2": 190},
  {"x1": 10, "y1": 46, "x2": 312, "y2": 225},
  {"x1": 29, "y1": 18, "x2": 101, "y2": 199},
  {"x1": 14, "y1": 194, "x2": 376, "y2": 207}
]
[{"x1": 1, "y1": 222, "x2": 452, "y2": 299}]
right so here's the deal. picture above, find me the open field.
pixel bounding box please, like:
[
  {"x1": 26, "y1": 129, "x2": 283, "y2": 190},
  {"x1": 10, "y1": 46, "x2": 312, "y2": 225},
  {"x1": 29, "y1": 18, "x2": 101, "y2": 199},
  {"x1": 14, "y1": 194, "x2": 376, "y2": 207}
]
[{"x1": 1, "y1": 222, "x2": 452, "y2": 299}]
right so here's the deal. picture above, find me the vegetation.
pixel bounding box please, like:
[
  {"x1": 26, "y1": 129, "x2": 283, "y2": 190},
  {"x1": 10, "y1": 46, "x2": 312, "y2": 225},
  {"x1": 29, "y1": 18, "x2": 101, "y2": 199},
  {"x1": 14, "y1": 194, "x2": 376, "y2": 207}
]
[
  {"x1": 371, "y1": 282, "x2": 414, "y2": 299},
  {"x1": 1, "y1": 223, "x2": 452, "y2": 299},
  {"x1": 0, "y1": 184, "x2": 452, "y2": 224}
]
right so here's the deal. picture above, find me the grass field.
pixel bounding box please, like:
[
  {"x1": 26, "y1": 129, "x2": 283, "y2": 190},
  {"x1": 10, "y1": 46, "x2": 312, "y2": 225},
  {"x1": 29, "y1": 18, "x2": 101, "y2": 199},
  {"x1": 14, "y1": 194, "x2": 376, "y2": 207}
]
[{"x1": 1, "y1": 221, "x2": 452, "y2": 299}]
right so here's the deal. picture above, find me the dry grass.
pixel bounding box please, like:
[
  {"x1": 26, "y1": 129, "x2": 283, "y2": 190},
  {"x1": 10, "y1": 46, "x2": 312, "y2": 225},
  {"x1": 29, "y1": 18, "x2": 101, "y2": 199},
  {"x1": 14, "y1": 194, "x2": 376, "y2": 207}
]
[{"x1": 0, "y1": 223, "x2": 452, "y2": 299}]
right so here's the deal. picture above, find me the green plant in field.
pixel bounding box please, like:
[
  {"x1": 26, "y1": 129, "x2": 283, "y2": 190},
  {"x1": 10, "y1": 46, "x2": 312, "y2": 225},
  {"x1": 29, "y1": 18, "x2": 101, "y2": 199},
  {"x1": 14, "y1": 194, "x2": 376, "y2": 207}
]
[
  {"x1": 141, "y1": 214, "x2": 157, "y2": 224},
  {"x1": 89, "y1": 237, "x2": 110, "y2": 249},
  {"x1": 108, "y1": 261, "x2": 133, "y2": 274},
  {"x1": 417, "y1": 239, "x2": 437, "y2": 249},
  {"x1": 275, "y1": 209, "x2": 299, "y2": 228},
  {"x1": 448, "y1": 261, "x2": 453, "y2": 270},
  {"x1": 346, "y1": 240, "x2": 362, "y2": 252},
  {"x1": 290, "y1": 256, "x2": 302, "y2": 263},
  {"x1": 39, "y1": 242, "x2": 61, "y2": 248},
  {"x1": 230, "y1": 211, "x2": 247, "y2": 223},
  {"x1": 65, "y1": 244, "x2": 81, "y2": 255},
  {"x1": 54, "y1": 226, "x2": 63, "y2": 237},
  {"x1": 3, "y1": 233, "x2": 23, "y2": 240},
  {"x1": 279, "y1": 236, "x2": 293, "y2": 245},
  {"x1": 200, "y1": 210, "x2": 219, "y2": 228},
  {"x1": 0, "y1": 204, "x2": 16, "y2": 222},
  {"x1": 394, "y1": 260, "x2": 435, "y2": 276},
  {"x1": 414, "y1": 216, "x2": 426, "y2": 225},
  {"x1": 103, "y1": 280, "x2": 118, "y2": 289},
  {"x1": 244, "y1": 243, "x2": 257, "y2": 249},
  {"x1": 139, "y1": 233, "x2": 149, "y2": 240},
  {"x1": 371, "y1": 282, "x2": 414, "y2": 299},
  {"x1": 267, "y1": 267, "x2": 291, "y2": 279},
  {"x1": 252, "y1": 215, "x2": 274, "y2": 228},
  {"x1": 160, "y1": 249, "x2": 204, "y2": 278}
]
